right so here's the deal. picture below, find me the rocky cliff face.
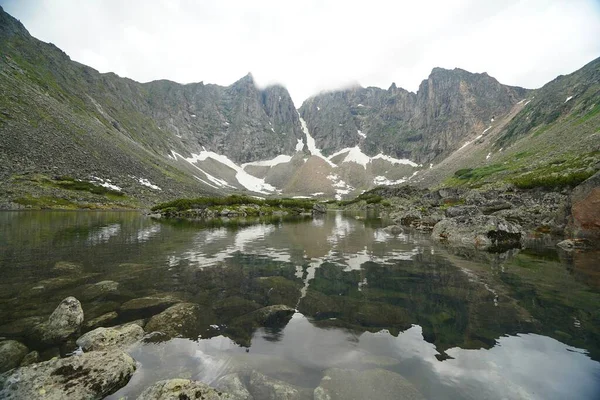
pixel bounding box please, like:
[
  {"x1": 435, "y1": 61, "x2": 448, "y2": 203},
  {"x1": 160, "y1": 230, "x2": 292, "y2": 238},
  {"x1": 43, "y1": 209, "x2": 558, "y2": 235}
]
[{"x1": 300, "y1": 69, "x2": 528, "y2": 162}]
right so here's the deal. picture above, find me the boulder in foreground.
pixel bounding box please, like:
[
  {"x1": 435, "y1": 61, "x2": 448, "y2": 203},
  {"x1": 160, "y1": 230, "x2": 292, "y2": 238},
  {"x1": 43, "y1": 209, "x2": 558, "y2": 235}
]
[{"x1": 0, "y1": 350, "x2": 136, "y2": 399}]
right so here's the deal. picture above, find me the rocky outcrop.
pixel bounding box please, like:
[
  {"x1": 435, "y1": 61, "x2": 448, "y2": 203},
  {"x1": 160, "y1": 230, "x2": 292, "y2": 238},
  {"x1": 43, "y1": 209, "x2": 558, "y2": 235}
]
[
  {"x1": 76, "y1": 324, "x2": 145, "y2": 351},
  {"x1": 431, "y1": 215, "x2": 523, "y2": 251},
  {"x1": 313, "y1": 368, "x2": 424, "y2": 400},
  {"x1": 0, "y1": 350, "x2": 136, "y2": 399},
  {"x1": 0, "y1": 340, "x2": 28, "y2": 373},
  {"x1": 567, "y1": 171, "x2": 600, "y2": 245},
  {"x1": 137, "y1": 379, "x2": 238, "y2": 400},
  {"x1": 33, "y1": 297, "x2": 84, "y2": 345}
]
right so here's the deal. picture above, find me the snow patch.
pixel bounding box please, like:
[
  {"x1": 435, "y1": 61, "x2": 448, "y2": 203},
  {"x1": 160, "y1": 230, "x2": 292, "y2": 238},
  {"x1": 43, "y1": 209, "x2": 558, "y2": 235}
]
[
  {"x1": 317, "y1": 106, "x2": 320, "y2": 111},
  {"x1": 429, "y1": 163, "x2": 433, "y2": 169},
  {"x1": 371, "y1": 154, "x2": 419, "y2": 167},
  {"x1": 357, "y1": 103, "x2": 364, "y2": 107},
  {"x1": 373, "y1": 176, "x2": 407, "y2": 186},
  {"x1": 342, "y1": 146, "x2": 371, "y2": 168},
  {"x1": 298, "y1": 114, "x2": 336, "y2": 167},
  {"x1": 292, "y1": 196, "x2": 311, "y2": 199},
  {"x1": 357, "y1": 129, "x2": 366, "y2": 138},
  {"x1": 242, "y1": 155, "x2": 292, "y2": 168},
  {"x1": 516, "y1": 99, "x2": 526, "y2": 105},
  {"x1": 565, "y1": 96, "x2": 574, "y2": 103},
  {"x1": 486, "y1": 152, "x2": 492, "y2": 160},
  {"x1": 311, "y1": 192, "x2": 325, "y2": 196},
  {"x1": 91, "y1": 177, "x2": 122, "y2": 192},
  {"x1": 138, "y1": 178, "x2": 161, "y2": 190},
  {"x1": 295, "y1": 139, "x2": 304, "y2": 152},
  {"x1": 173, "y1": 150, "x2": 278, "y2": 194},
  {"x1": 482, "y1": 126, "x2": 492, "y2": 135},
  {"x1": 194, "y1": 175, "x2": 219, "y2": 190}
]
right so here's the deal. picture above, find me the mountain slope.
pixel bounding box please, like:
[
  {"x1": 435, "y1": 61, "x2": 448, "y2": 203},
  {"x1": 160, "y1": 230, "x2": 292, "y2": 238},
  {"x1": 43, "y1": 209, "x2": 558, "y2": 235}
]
[{"x1": 0, "y1": 6, "x2": 597, "y2": 208}]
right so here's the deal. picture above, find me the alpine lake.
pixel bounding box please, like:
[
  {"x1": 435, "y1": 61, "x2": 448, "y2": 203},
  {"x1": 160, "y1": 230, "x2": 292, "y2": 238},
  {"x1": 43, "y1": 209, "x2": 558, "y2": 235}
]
[{"x1": 1, "y1": 210, "x2": 599, "y2": 399}]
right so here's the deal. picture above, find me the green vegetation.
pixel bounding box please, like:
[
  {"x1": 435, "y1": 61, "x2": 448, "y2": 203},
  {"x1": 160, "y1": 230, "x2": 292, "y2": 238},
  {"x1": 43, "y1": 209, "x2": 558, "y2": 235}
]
[
  {"x1": 511, "y1": 170, "x2": 595, "y2": 189},
  {"x1": 334, "y1": 191, "x2": 386, "y2": 207},
  {"x1": 51, "y1": 176, "x2": 124, "y2": 196},
  {"x1": 151, "y1": 194, "x2": 316, "y2": 213},
  {"x1": 450, "y1": 164, "x2": 508, "y2": 184}
]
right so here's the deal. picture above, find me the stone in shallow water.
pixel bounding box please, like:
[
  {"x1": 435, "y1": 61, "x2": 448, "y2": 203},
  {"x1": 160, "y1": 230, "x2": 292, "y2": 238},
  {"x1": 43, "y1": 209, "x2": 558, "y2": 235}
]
[
  {"x1": 136, "y1": 379, "x2": 238, "y2": 400},
  {"x1": 0, "y1": 340, "x2": 29, "y2": 373},
  {"x1": 19, "y1": 350, "x2": 39, "y2": 367},
  {"x1": 215, "y1": 370, "x2": 311, "y2": 400},
  {"x1": 53, "y1": 261, "x2": 83, "y2": 274},
  {"x1": 0, "y1": 316, "x2": 44, "y2": 337},
  {"x1": 76, "y1": 324, "x2": 144, "y2": 351},
  {"x1": 431, "y1": 215, "x2": 523, "y2": 251},
  {"x1": 33, "y1": 296, "x2": 84, "y2": 345},
  {"x1": 145, "y1": 302, "x2": 214, "y2": 340},
  {"x1": 83, "y1": 311, "x2": 119, "y2": 330},
  {"x1": 120, "y1": 294, "x2": 180, "y2": 317},
  {"x1": 0, "y1": 350, "x2": 136, "y2": 399},
  {"x1": 79, "y1": 280, "x2": 119, "y2": 301},
  {"x1": 313, "y1": 368, "x2": 424, "y2": 400}
]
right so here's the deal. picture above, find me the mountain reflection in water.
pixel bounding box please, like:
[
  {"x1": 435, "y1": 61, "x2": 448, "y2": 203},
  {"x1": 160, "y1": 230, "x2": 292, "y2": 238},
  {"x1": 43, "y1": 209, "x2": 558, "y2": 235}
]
[{"x1": 0, "y1": 211, "x2": 598, "y2": 399}]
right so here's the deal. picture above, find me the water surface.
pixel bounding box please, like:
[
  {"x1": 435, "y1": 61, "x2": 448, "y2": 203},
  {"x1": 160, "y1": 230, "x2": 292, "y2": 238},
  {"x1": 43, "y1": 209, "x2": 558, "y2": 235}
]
[{"x1": 0, "y1": 211, "x2": 599, "y2": 399}]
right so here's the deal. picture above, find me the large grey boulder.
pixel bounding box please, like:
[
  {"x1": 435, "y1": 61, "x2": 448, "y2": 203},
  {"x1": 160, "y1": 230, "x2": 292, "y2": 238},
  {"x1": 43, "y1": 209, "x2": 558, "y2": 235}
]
[
  {"x1": 34, "y1": 297, "x2": 84, "y2": 344},
  {"x1": 0, "y1": 350, "x2": 136, "y2": 399},
  {"x1": 76, "y1": 324, "x2": 144, "y2": 351},
  {"x1": 314, "y1": 368, "x2": 424, "y2": 400},
  {"x1": 137, "y1": 379, "x2": 238, "y2": 400},
  {"x1": 432, "y1": 215, "x2": 523, "y2": 251},
  {"x1": 0, "y1": 340, "x2": 28, "y2": 373}
]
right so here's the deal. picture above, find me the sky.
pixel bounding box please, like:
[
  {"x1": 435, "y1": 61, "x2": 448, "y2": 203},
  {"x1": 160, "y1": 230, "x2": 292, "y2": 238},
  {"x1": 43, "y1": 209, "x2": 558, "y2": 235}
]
[{"x1": 2, "y1": 0, "x2": 600, "y2": 106}]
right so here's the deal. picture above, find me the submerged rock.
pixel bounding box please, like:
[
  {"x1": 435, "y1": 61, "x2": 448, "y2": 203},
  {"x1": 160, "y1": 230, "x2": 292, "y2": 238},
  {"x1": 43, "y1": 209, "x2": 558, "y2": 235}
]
[
  {"x1": 0, "y1": 350, "x2": 136, "y2": 399},
  {"x1": 314, "y1": 368, "x2": 424, "y2": 400},
  {"x1": 432, "y1": 215, "x2": 523, "y2": 251},
  {"x1": 83, "y1": 311, "x2": 119, "y2": 330},
  {"x1": 53, "y1": 261, "x2": 83, "y2": 274},
  {"x1": 80, "y1": 280, "x2": 119, "y2": 301},
  {"x1": 137, "y1": 379, "x2": 237, "y2": 400},
  {"x1": 0, "y1": 316, "x2": 44, "y2": 337},
  {"x1": 215, "y1": 370, "x2": 311, "y2": 400},
  {"x1": 120, "y1": 294, "x2": 180, "y2": 317},
  {"x1": 235, "y1": 305, "x2": 295, "y2": 327},
  {"x1": 0, "y1": 340, "x2": 29, "y2": 373},
  {"x1": 383, "y1": 225, "x2": 404, "y2": 235},
  {"x1": 76, "y1": 324, "x2": 144, "y2": 351},
  {"x1": 19, "y1": 350, "x2": 39, "y2": 367},
  {"x1": 145, "y1": 302, "x2": 213, "y2": 340},
  {"x1": 33, "y1": 297, "x2": 84, "y2": 345}
]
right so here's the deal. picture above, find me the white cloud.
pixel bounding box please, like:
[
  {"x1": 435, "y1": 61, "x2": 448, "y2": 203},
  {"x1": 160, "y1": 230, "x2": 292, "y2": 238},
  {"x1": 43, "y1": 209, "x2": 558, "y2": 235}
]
[{"x1": 3, "y1": 0, "x2": 600, "y2": 105}]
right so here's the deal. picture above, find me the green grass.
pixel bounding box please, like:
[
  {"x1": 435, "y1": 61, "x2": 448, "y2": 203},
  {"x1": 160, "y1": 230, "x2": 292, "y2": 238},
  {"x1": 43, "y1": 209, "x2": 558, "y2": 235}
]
[
  {"x1": 511, "y1": 170, "x2": 595, "y2": 189},
  {"x1": 152, "y1": 194, "x2": 316, "y2": 212}
]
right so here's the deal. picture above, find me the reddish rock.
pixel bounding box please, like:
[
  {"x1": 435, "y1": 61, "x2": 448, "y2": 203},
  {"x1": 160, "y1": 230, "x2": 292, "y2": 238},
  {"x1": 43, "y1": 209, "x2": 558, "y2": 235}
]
[{"x1": 568, "y1": 171, "x2": 600, "y2": 244}]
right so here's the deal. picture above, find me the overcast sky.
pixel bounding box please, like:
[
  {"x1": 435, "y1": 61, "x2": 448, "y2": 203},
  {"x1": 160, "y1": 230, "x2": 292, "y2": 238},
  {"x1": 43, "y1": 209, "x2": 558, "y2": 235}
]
[{"x1": 3, "y1": 0, "x2": 600, "y2": 105}]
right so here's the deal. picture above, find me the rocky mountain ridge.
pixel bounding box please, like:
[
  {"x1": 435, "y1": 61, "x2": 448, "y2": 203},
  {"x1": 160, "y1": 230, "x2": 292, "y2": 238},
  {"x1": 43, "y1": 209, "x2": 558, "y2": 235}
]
[{"x1": 0, "y1": 6, "x2": 598, "y2": 208}]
